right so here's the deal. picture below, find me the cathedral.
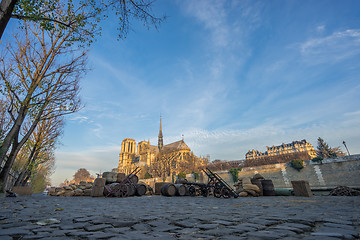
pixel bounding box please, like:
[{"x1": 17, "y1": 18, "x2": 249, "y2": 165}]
[{"x1": 117, "y1": 118, "x2": 207, "y2": 178}]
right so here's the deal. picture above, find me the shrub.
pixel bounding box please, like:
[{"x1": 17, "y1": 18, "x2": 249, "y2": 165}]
[
  {"x1": 290, "y1": 159, "x2": 304, "y2": 171},
  {"x1": 228, "y1": 168, "x2": 242, "y2": 183},
  {"x1": 193, "y1": 172, "x2": 199, "y2": 182},
  {"x1": 178, "y1": 172, "x2": 186, "y2": 180},
  {"x1": 144, "y1": 172, "x2": 152, "y2": 179},
  {"x1": 311, "y1": 157, "x2": 323, "y2": 164}
]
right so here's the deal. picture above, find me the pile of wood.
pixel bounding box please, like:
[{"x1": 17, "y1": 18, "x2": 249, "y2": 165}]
[
  {"x1": 48, "y1": 181, "x2": 93, "y2": 196},
  {"x1": 154, "y1": 182, "x2": 188, "y2": 197},
  {"x1": 234, "y1": 174, "x2": 275, "y2": 197},
  {"x1": 329, "y1": 186, "x2": 360, "y2": 196},
  {"x1": 94, "y1": 172, "x2": 149, "y2": 197}
]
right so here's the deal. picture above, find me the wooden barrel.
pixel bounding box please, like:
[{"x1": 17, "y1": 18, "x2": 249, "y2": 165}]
[
  {"x1": 103, "y1": 183, "x2": 119, "y2": 196},
  {"x1": 161, "y1": 183, "x2": 176, "y2": 197},
  {"x1": 251, "y1": 179, "x2": 263, "y2": 196},
  {"x1": 126, "y1": 183, "x2": 136, "y2": 196},
  {"x1": 136, "y1": 184, "x2": 147, "y2": 196},
  {"x1": 126, "y1": 174, "x2": 139, "y2": 184},
  {"x1": 261, "y1": 179, "x2": 275, "y2": 196},
  {"x1": 174, "y1": 184, "x2": 186, "y2": 196},
  {"x1": 116, "y1": 184, "x2": 129, "y2": 197}
]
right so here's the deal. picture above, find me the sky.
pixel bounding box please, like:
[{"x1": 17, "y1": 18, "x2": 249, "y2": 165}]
[{"x1": 5, "y1": 0, "x2": 360, "y2": 186}]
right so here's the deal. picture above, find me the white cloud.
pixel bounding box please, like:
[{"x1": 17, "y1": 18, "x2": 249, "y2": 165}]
[
  {"x1": 316, "y1": 24, "x2": 325, "y2": 33},
  {"x1": 70, "y1": 116, "x2": 88, "y2": 122},
  {"x1": 300, "y1": 29, "x2": 360, "y2": 64}
]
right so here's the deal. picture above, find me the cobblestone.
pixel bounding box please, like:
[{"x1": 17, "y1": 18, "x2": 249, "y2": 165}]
[{"x1": 0, "y1": 195, "x2": 359, "y2": 239}]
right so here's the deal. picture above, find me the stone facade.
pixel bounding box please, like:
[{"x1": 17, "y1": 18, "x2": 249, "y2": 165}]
[
  {"x1": 117, "y1": 118, "x2": 207, "y2": 177},
  {"x1": 246, "y1": 139, "x2": 317, "y2": 160}
]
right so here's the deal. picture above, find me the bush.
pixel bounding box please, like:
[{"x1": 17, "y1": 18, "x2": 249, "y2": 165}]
[
  {"x1": 193, "y1": 172, "x2": 199, "y2": 182},
  {"x1": 178, "y1": 172, "x2": 186, "y2": 180},
  {"x1": 228, "y1": 168, "x2": 242, "y2": 183},
  {"x1": 311, "y1": 157, "x2": 323, "y2": 164},
  {"x1": 144, "y1": 172, "x2": 152, "y2": 179},
  {"x1": 290, "y1": 159, "x2": 304, "y2": 171}
]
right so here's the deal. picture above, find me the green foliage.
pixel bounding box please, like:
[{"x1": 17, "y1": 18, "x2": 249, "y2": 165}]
[
  {"x1": 178, "y1": 172, "x2": 186, "y2": 180},
  {"x1": 31, "y1": 172, "x2": 47, "y2": 193},
  {"x1": 290, "y1": 159, "x2": 304, "y2": 171},
  {"x1": 193, "y1": 172, "x2": 199, "y2": 182},
  {"x1": 12, "y1": 0, "x2": 166, "y2": 45},
  {"x1": 311, "y1": 156, "x2": 323, "y2": 164},
  {"x1": 144, "y1": 172, "x2": 152, "y2": 179},
  {"x1": 228, "y1": 168, "x2": 242, "y2": 183}
]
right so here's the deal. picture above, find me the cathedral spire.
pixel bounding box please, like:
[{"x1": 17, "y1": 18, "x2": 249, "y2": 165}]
[{"x1": 158, "y1": 116, "x2": 163, "y2": 150}]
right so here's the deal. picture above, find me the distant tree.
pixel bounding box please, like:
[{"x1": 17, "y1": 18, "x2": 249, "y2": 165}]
[
  {"x1": 73, "y1": 168, "x2": 91, "y2": 184},
  {"x1": 316, "y1": 137, "x2": 345, "y2": 159}
]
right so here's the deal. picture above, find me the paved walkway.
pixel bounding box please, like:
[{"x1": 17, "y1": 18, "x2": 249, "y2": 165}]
[{"x1": 0, "y1": 195, "x2": 359, "y2": 239}]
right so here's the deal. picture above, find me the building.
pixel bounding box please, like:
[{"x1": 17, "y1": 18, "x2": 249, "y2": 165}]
[
  {"x1": 246, "y1": 139, "x2": 317, "y2": 161},
  {"x1": 117, "y1": 118, "x2": 207, "y2": 178}
]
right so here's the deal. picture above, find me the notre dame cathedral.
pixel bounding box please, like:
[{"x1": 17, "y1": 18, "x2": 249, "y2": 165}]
[{"x1": 117, "y1": 118, "x2": 208, "y2": 178}]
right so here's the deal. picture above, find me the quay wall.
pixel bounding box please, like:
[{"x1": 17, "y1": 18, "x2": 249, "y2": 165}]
[{"x1": 141, "y1": 154, "x2": 360, "y2": 189}]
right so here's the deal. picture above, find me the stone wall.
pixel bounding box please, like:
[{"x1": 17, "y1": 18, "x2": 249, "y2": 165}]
[{"x1": 140, "y1": 154, "x2": 360, "y2": 190}]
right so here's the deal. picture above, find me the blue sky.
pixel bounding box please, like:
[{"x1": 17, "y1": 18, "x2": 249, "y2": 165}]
[{"x1": 42, "y1": 0, "x2": 360, "y2": 185}]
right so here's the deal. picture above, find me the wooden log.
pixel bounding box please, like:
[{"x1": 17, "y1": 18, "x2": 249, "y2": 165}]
[
  {"x1": 136, "y1": 183, "x2": 147, "y2": 196},
  {"x1": 174, "y1": 184, "x2": 186, "y2": 196},
  {"x1": 126, "y1": 183, "x2": 136, "y2": 196},
  {"x1": 161, "y1": 183, "x2": 176, "y2": 197},
  {"x1": 126, "y1": 174, "x2": 139, "y2": 184}
]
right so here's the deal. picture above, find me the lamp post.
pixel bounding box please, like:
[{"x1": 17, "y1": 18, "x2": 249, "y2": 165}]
[{"x1": 343, "y1": 141, "x2": 350, "y2": 156}]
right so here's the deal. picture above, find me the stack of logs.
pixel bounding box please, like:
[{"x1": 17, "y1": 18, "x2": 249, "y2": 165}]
[
  {"x1": 234, "y1": 174, "x2": 275, "y2": 197},
  {"x1": 329, "y1": 186, "x2": 360, "y2": 196},
  {"x1": 155, "y1": 182, "x2": 187, "y2": 197},
  {"x1": 48, "y1": 181, "x2": 93, "y2": 196}
]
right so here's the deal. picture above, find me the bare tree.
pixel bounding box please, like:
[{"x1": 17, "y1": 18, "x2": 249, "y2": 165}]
[
  {"x1": 0, "y1": 14, "x2": 86, "y2": 190},
  {"x1": 73, "y1": 168, "x2": 91, "y2": 184},
  {"x1": 13, "y1": 115, "x2": 63, "y2": 187}
]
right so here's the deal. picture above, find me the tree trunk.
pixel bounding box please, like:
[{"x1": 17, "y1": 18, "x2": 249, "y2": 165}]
[
  {"x1": 0, "y1": 113, "x2": 41, "y2": 191},
  {"x1": 14, "y1": 170, "x2": 26, "y2": 186},
  {"x1": 0, "y1": 105, "x2": 28, "y2": 170},
  {"x1": 0, "y1": 0, "x2": 17, "y2": 39}
]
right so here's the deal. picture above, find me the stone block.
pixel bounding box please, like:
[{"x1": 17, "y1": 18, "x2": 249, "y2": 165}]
[
  {"x1": 291, "y1": 180, "x2": 313, "y2": 197},
  {"x1": 102, "y1": 172, "x2": 117, "y2": 183},
  {"x1": 93, "y1": 178, "x2": 106, "y2": 187},
  {"x1": 91, "y1": 185, "x2": 104, "y2": 197}
]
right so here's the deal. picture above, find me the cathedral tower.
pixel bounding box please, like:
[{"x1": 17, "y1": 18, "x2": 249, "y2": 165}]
[{"x1": 158, "y1": 116, "x2": 163, "y2": 150}]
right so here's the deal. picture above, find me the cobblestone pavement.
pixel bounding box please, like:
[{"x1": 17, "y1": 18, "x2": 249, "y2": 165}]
[{"x1": 0, "y1": 195, "x2": 359, "y2": 239}]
